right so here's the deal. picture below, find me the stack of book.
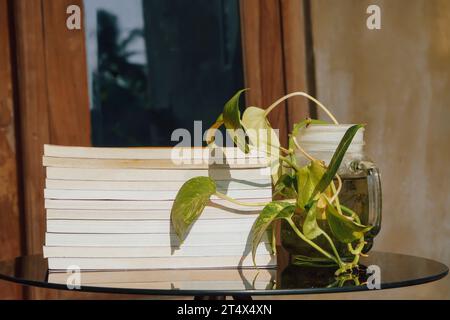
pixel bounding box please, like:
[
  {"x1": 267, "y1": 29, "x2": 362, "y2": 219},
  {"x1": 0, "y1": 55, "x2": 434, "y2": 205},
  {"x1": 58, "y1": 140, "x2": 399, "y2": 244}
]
[{"x1": 43, "y1": 145, "x2": 275, "y2": 270}]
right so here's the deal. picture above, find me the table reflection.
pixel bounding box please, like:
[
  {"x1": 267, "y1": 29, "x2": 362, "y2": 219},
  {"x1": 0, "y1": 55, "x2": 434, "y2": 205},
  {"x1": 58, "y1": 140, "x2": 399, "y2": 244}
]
[{"x1": 0, "y1": 252, "x2": 447, "y2": 295}]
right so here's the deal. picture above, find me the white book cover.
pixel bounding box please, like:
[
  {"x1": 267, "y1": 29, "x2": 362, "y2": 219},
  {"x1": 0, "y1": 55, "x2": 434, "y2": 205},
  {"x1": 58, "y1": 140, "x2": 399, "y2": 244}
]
[
  {"x1": 47, "y1": 255, "x2": 276, "y2": 270},
  {"x1": 45, "y1": 179, "x2": 271, "y2": 191},
  {"x1": 46, "y1": 208, "x2": 261, "y2": 220},
  {"x1": 43, "y1": 156, "x2": 268, "y2": 169},
  {"x1": 44, "y1": 145, "x2": 266, "y2": 160},
  {"x1": 45, "y1": 232, "x2": 268, "y2": 247},
  {"x1": 44, "y1": 188, "x2": 272, "y2": 201},
  {"x1": 46, "y1": 219, "x2": 258, "y2": 234},
  {"x1": 43, "y1": 244, "x2": 271, "y2": 258},
  {"x1": 45, "y1": 198, "x2": 269, "y2": 210},
  {"x1": 46, "y1": 167, "x2": 271, "y2": 181}
]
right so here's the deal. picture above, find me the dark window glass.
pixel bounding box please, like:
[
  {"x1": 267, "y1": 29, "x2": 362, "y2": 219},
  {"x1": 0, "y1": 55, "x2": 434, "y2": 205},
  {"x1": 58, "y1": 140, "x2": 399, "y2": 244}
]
[{"x1": 84, "y1": 0, "x2": 244, "y2": 146}]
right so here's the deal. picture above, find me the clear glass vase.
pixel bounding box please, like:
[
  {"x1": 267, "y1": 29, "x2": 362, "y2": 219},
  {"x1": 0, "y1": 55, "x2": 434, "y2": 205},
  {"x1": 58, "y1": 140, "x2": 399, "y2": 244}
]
[{"x1": 281, "y1": 124, "x2": 382, "y2": 265}]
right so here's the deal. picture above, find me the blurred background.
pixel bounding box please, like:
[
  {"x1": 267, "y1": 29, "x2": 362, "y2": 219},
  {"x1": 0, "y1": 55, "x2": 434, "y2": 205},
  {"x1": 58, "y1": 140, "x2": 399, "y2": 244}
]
[{"x1": 0, "y1": 0, "x2": 448, "y2": 299}]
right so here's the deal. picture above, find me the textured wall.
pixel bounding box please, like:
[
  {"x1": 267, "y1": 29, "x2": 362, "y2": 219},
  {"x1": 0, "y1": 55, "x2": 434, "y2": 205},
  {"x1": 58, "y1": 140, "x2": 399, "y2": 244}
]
[{"x1": 306, "y1": 0, "x2": 450, "y2": 299}]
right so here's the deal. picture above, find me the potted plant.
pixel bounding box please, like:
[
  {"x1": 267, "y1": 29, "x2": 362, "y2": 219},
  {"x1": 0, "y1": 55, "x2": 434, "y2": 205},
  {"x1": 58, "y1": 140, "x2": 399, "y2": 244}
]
[{"x1": 170, "y1": 90, "x2": 381, "y2": 276}]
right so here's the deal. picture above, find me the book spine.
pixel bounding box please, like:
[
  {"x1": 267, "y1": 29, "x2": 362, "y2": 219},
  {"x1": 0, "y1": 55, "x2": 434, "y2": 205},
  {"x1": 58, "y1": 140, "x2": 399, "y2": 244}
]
[
  {"x1": 46, "y1": 219, "x2": 258, "y2": 234},
  {"x1": 43, "y1": 244, "x2": 272, "y2": 258},
  {"x1": 44, "y1": 145, "x2": 267, "y2": 160},
  {"x1": 43, "y1": 156, "x2": 269, "y2": 169},
  {"x1": 44, "y1": 198, "x2": 269, "y2": 210},
  {"x1": 46, "y1": 167, "x2": 271, "y2": 181},
  {"x1": 44, "y1": 188, "x2": 272, "y2": 201},
  {"x1": 45, "y1": 179, "x2": 272, "y2": 191},
  {"x1": 45, "y1": 209, "x2": 261, "y2": 220},
  {"x1": 45, "y1": 232, "x2": 269, "y2": 247}
]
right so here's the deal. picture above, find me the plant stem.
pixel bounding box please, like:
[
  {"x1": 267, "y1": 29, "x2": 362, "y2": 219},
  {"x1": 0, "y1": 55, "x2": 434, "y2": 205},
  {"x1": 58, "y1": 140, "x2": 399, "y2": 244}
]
[
  {"x1": 264, "y1": 92, "x2": 339, "y2": 125},
  {"x1": 329, "y1": 174, "x2": 342, "y2": 203},
  {"x1": 214, "y1": 191, "x2": 269, "y2": 207},
  {"x1": 341, "y1": 205, "x2": 361, "y2": 224},
  {"x1": 321, "y1": 231, "x2": 344, "y2": 266},
  {"x1": 279, "y1": 155, "x2": 300, "y2": 171},
  {"x1": 286, "y1": 218, "x2": 338, "y2": 264},
  {"x1": 279, "y1": 146, "x2": 292, "y2": 155},
  {"x1": 292, "y1": 136, "x2": 318, "y2": 163},
  {"x1": 330, "y1": 182, "x2": 344, "y2": 216}
]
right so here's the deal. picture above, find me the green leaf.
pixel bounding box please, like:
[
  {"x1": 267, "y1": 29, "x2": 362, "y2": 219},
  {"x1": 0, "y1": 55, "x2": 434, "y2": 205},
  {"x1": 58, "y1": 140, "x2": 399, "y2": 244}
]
[
  {"x1": 325, "y1": 198, "x2": 372, "y2": 244},
  {"x1": 205, "y1": 113, "x2": 223, "y2": 145},
  {"x1": 251, "y1": 202, "x2": 295, "y2": 264},
  {"x1": 273, "y1": 173, "x2": 297, "y2": 198},
  {"x1": 171, "y1": 177, "x2": 216, "y2": 240},
  {"x1": 296, "y1": 160, "x2": 328, "y2": 209},
  {"x1": 266, "y1": 224, "x2": 276, "y2": 255},
  {"x1": 222, "y1": 89, "x2": 249, "y2": 153},
  {"x1": 302, "y1": 201, "x2": 323, "y2": 240},
  {"x1": 309, "y1": 124, "x2": 364, "y2": 203},
  {"x1": 241, "y1": 106, "x2": 281, "y2": 183}
]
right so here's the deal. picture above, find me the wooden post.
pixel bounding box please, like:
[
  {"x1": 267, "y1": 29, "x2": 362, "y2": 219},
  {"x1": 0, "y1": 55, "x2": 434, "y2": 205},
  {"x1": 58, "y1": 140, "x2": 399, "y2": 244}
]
[{"x1": 0, "y1": 0, "x2": 24, "y2": 300}]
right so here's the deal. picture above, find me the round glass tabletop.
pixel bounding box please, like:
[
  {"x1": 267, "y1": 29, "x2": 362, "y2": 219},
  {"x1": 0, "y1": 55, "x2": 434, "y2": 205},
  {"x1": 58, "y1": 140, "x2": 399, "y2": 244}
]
[{"x1": 0, "y1": 251, "x2": 447, "y2": 297}]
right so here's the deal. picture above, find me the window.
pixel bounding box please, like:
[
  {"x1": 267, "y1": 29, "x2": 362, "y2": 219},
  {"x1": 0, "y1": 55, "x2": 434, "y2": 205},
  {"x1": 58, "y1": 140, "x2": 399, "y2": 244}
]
[{"x1": 84, "y1": 0, "x2": 244, "y2": 146}]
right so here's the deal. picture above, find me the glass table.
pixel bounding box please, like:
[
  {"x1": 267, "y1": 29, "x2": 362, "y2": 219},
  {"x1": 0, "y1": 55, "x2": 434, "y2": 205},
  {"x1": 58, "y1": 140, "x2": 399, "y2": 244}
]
[{"x1": 0, "y1": 251, "x2": 447, "y2": 300}]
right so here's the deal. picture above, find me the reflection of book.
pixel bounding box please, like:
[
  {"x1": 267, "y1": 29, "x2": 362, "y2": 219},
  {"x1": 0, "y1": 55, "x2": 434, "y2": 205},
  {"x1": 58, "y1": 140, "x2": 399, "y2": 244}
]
[
  {"x1": 94, "y1": 281, "x2": 270, "y2": 290},
  {"x1": 45, "y1": 232, "x2": 269, "y2": 247},
  {"x1": 48, "y1": 268, "x2": 275, "y2": 284},
  {"x1": 43, "y1": 244, "x2": 271, "y2": 258},
  {"x1": 49, "y1": 281, "x2": 272, "y2": 290},
  {"x1": 47, "y1": 255, "x2": 275, "y2": 270}
]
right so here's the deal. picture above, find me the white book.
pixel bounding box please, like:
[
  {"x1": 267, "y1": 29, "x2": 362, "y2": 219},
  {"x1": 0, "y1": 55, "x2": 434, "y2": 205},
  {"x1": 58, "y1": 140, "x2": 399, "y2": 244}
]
[
  {"x1": 46, "y1": 208, "x2": 261, "y2": 220},
  {"x1": 47, "y1": 268, "x2": 275, "y2": 283},
  {"x1": 44, "y1": 145, "x2": 266, "y2": 160},
  {"x1": 45, "y1": 198, "x2": 270, "y2": 210},
  {"x1": 43, "y1": 244, "x2": 271, "y2": 258},
  {"x1": 43, "y1": 157, "x2": 269, "y2": 170},
  {"x1": 47, "y1": 255, "x2": 276, "y2": 270},
  {"x1": 46, "y1": 219, "x2": 258, "y2": 234},
  {"x1": 45, "y1": 179, "x2": 271, "y2": 191},
  {"x1": 46, "y1": 167, "x2": 271, "y2": 181},
  {"x1": 45, "y1": 232, "x2": 268, "y2": 247},
  {"x1": 44, "y1": 188, "x2": 272, "y2": 201}
]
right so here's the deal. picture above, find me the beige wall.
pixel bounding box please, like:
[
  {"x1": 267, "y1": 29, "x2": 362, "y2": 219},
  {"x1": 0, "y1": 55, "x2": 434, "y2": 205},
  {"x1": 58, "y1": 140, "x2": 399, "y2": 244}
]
[{"x1": 302, "y1": 0, "x2": 450, "y2": 299}]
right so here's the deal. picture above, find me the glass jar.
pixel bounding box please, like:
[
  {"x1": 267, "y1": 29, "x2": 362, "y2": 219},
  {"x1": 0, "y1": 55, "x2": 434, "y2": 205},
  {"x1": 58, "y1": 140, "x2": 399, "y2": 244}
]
[{"x1": 281, "y1": 124, "x2": 382, "y2": 265}]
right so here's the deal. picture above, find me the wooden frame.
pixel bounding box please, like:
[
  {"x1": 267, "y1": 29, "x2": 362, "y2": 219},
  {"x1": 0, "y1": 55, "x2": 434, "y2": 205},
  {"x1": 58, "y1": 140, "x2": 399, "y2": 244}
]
[
  {"x1": 240, "y1": 0, "x2": 289, "y2": 146},
  {"x1": 0, "y1": 0, "x2": 24, "y2": 300},
  {"x1": 11, "y1": 0, "x2": 90, "y2": 299},
  {"x1": 240, "y1": 0, "x2": 312, "y2": 271},
  {"x1": 13, "y1": 0, "x2": 91, "y2": 258},
  {"x1": 281, "y1": 0, "x2": 315, "y2": 125},
  {"x1": 240, "y1": 0, "x2": 313, "y2": 147}
]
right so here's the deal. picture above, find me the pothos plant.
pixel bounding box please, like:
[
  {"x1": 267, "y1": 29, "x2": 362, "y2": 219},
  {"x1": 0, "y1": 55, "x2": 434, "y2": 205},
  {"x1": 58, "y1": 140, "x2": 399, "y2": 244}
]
[{"x1": 170, "y1": 89, "x2": 372, "y2": 276}]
